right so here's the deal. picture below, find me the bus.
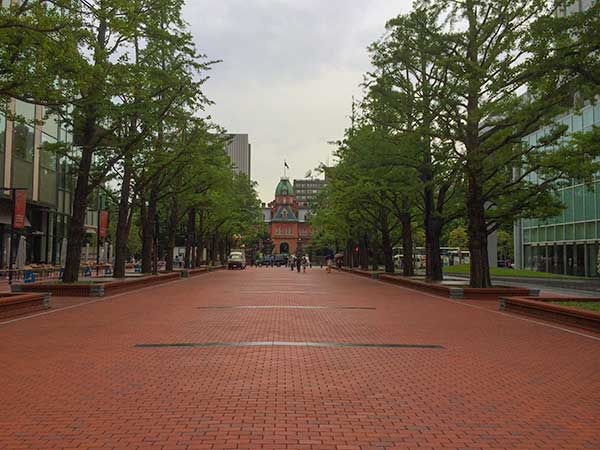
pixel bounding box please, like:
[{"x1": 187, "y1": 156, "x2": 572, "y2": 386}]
[{"x1": 393, "y1": 247, "x2": 470, "y2": 270}]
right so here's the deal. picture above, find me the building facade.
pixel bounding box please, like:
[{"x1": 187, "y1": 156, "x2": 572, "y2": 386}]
[
  {"x1": 293, "y1": 178, "x2": 327, "y2": 208},
  {"x1": 1, "y1": 100, "x2": 102, "y2": 267},
  {"x1": 262, "y1": 177, "x2": 312, "y2": 255},
  {"x1": 514, "y1": 101, "x2": 600, "y2": 277},
  {"x1": 225, "y1": 134, "x2": 251, "y2": 178}
]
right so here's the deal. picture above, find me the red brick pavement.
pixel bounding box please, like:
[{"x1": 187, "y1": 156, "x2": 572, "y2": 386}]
[{"x1": 0, "y1": 267, "x2": 599, "y2": 450}]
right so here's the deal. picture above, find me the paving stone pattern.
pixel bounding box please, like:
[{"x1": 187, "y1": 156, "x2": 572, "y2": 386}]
[{"x1": 0, "y1": 268, "x2": 599, "y2": 450}]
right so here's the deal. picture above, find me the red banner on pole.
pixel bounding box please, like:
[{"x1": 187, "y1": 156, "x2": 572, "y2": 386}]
[
  {"x1": 99, "y1": 210, "x2": 109, "y2": 238},
  {"x1": 13, "y1": 190, "x2": 27, "y2": 229}
]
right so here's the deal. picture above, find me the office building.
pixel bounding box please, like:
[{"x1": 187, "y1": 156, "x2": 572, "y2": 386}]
[
  {"x1": 225, "y1": 134, "x2": 251, "y2": 178},
  {"x1": 1, "y1": 100, "x2": 102, "y2": 266},
  {"x1": 514, "y1": 101, "x2": 600, "y2": 277},
  {"x1": 513, "y1": 0, "x2": 598, "y2": 277},
  {"x1": 293, "y1": 178, "x2": 327, "y2": 208}
]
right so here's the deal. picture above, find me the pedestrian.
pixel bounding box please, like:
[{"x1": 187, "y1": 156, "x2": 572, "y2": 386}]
[
  {"x1": 326, "y1": 255, "x2": 332, "y2": 274},
  {"x1": 302, "y1": 255, "x2": 308, "y2": 273},
  {"x1": 296, "y1": 255, "x2": 302, "y2": 273},
  {"x1": 290, "y1": 255, "x2": 295, "y2": 271}
]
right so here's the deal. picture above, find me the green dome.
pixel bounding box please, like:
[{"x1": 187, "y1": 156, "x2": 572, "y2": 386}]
[{"x1": 275, "y1": 177, "x2": 294, "y2": 196}]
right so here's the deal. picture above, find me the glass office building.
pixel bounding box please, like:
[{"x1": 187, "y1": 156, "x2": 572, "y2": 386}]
[
  {"x1": 514, "y1": 102, "x2": 600, "y2": 277},
  {"x1": 1, "y1": 100, "x2": 102, "y2": 266}
]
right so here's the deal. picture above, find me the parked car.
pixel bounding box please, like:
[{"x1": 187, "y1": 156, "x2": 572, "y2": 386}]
[{"x1": 228, "y1": 251, "x2": 246, "y2": 270}]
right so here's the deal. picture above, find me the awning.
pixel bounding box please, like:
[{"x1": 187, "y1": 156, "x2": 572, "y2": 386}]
[{"x1": 0, "y1": 201, "x2": 33, "y2": 227}]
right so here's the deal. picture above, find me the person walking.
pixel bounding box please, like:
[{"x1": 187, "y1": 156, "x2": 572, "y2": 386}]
[
  {"x1": 325, "y1": 255, "x2": 332, "y2": 274},
  {"x1": 302, "y1": 255, "x2": 308, "y2": 273},
  {"x1": 296, "y1": 254, "x2": 302, "y2": 273}
]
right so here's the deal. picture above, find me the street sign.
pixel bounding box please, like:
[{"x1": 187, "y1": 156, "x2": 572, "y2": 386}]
[
  {"x1": 13, "y1": 189, "x2": 27, "y2": 229},
  {"x1": 99, "y1": 210, "x2": 109, "y2": 238}
]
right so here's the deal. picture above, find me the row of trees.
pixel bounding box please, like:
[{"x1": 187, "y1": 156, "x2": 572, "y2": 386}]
[
  {"x1": 1, "y1": 0, "x2": 262, "y2": 281},
  {"x1": 313, "y1": 0, "x2": 600, "y2": 287}
]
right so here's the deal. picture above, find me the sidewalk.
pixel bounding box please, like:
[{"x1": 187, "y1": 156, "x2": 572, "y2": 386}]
[{"x1": 0, "y1": 267, "x2": 598, "y2": 450}]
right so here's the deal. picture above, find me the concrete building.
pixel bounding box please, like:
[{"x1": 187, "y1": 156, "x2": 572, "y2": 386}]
[
  {"x1": 293, "y1": 178, "x2": 327, "y2": 208},
  {"x1": 1, "y1": 100, "x2": 103, "y2": 266},
  {"x1": 225, "y1": 134, "x2": 251, "y2": 178}
]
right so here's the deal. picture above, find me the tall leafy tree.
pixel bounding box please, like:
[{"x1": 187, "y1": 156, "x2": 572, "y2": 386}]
[
  {"x1": 367, "y1": 7, "x2": 464, "y2": 281},
  {"x1": 431, "y1": 0, "x2": 600, "y2": 287},
  {"x1": 61, "y1": 0, "x2": 213, "y2": 281}
]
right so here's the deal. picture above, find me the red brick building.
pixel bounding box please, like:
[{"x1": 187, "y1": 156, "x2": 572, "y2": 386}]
[{"x1": 263, "y1": 177, "x2": 311, "y2": 255}]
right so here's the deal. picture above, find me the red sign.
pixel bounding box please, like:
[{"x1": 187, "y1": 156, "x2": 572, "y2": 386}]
[
  {"x1": 13, "y1": 190, "x2": 27, "y2": 229},
  {"x1": 99, "y1": 210, "x2": 109, "y2": 238}
]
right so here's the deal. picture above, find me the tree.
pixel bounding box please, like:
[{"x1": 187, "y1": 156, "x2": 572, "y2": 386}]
[
  {"x1": 366, "y1": 7, "x2": 464, "y2": 281},
  {"x1": 447, "y1": 226, "x2": 468, "y2": 250},
  {"x1": 61, "y1": 0, "x2": 213, "y2": 281},
  {"x1": 430, "y1": 0, "x2": 600, "y2": 287},
  {"x1": 0, "y1": 0, "x2": 79, "y2": 104}
]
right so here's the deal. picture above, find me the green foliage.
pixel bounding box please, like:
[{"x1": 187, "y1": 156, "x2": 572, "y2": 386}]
[
  {"x1": 0, "y1": 0, "x2": 80, "y2": 104},
  {"x1": 550, "y1": 301, "x2": 600, "y2": 312},
  {"x1": 497, "y1": 230, "x2": 514, "y2": 261},
  {"x1": 447, "y1": 227, "x2": 468, "y2": 249}
]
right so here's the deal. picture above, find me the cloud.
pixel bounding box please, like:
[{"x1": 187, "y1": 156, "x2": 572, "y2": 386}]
[{"x1": 184, "y1": 0, "x2": 412, "y2": 200}]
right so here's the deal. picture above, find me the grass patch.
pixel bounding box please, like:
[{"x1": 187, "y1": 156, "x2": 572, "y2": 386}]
[
  {"x1": 443, "y1": 264, "x2": 588, "y2": 279},
  {"x1": 550, "y1": 301, "x2": 600, "y2": 312}
]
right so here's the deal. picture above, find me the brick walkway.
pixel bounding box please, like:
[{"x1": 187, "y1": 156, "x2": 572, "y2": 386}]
[{"x1": 0, "y1": 268, "x2": 599, "y2": 450}]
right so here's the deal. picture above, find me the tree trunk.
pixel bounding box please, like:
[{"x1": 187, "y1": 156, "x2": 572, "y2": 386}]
[
  {"x1": 400, "y1": 204, "x2": 414, "y2": 276},
  {"x1": 218, "y1": 237, "x2": 225, "y2": 265},
  {"x1": 467, "y1": 182, "x2": 492, "y2": 288},
  {"x1": 423, "y1": 179, "x2": 444, "y2": 281},
  {"x1": 210, "y1": 234, "x2": 217, "y2": 265},
  {"x1": 426, "y1": 216, "x2": 444, "y2": 282},
  {"x1": 140, "y1": 186, "x2": 158, "y2": 274},
  {"x1": 62, "y1": 17, "x2": 108, "y2": 283},
  {"x1": 63, "y1": 147, "x2": 92, "y2": 282},
  {"x1": 113, "y1": 158, "x2": 133, "y2": 278},
  {"x1": 165, "y1": 200, "x2": 178, "y2": 272},
  {"x1": 195, "y1": 210, "x2": 204, "y2": 267},
  {"x1": 380, "y1": 212, "x2": 394, "y2": 274},
  {"x1": 184, "y1": 209, "x2": 195, "y2": 268},
  {"x1": 359, "y1": 233, "x2": 369, "y2": 270},
  {"x1": 345, "y1": 239, "x2": 353, "y2": 267}
]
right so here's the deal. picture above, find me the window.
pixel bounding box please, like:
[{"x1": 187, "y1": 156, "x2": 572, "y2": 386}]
[
  {"x1": 15, "y1": 100, "x2": 35, "y2": 122},
  {"x1": 40, "y1": 133, "x2": 57, "y2": 170},
  {"x1": 572, "y1": 113, "x2": 583, "y2": 132},
  {"x1": 582, "y1": 106, "x2": 594, "y2": 128},
  {"x1": 574, "y1": 185, "x2": 585, "y2": 221},
  {"x1": 0, "y1": 112, "x2": 5, "y2": 153},
  {"x1": 42, "y1": 108, "x2": 60, "y2": 138},
  {"x1": 563, "y1": 189, "x2": 574, "y2": 222},
  {"x1": 12, "y1": 122, "x2": 34, "y2": 161}
]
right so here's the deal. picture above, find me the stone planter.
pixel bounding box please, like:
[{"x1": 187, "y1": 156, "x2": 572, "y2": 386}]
[
  {"x1": 499, "y1": 296, "x2": 600, "y2": 333},
  {"x1": 0, "y1": 293, "x2": 50, "y2": 320},
  {"x1": 12, "y1": 272, "x2": 182, "y2": 297},
  {"x1": 378, "y1": 274, "x2": 538, "y2": 300}
]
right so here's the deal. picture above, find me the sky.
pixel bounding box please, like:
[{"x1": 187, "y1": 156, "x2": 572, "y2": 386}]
[{"x1": 183, "y1": 0, "x2": 413, "y2": 202}]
